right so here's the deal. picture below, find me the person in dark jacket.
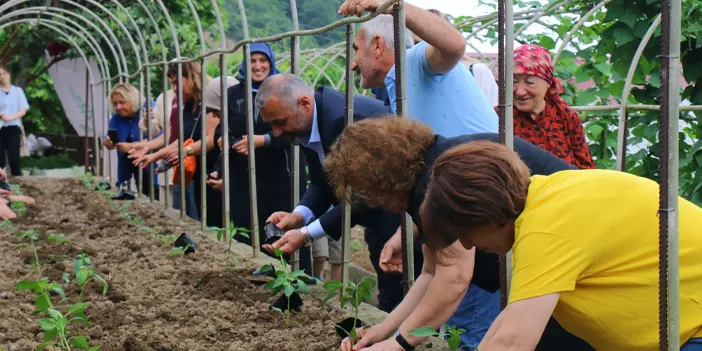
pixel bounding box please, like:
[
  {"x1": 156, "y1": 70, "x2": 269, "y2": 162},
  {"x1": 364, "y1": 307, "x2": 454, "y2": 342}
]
[
  {"x1": 207, "y1": 43, "x2": 309, "y2": 265},
  {"x1": 324, "y1": 117, "x2": 593, "y2": 351}
]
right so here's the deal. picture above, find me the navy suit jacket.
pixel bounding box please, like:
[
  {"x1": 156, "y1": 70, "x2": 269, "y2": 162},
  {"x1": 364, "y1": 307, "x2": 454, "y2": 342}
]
[{"x1": 298, "y1": 86, "x2": 393, "y2": 240}]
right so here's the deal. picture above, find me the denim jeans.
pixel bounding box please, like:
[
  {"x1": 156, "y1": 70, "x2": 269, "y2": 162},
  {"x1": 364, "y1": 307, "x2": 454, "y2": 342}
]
[
  {"x1": 445, "y1": 283, "x2": 501, "y2": 348},
  {"x1": 683, "y1": 338, "x2": 702, "y2": 350},
  {"x1": 172, "y1": 181, "x2": 199, "y2": 221}
]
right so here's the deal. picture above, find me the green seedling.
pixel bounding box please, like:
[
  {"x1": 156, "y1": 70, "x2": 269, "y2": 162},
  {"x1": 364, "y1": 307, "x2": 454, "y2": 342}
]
[
  {"x1": 10, "y1": 183, "x2": 23, "y2": 195},
  {"x1": 167, "y1": 245, "x2": 190, "y2": 258},
  {"x1": 155, "y1": 233, "x2": 178, "y2": 246},
  {"x1": 262, "y1": 249, "x2": 311, "y2": 328},
  {"x1": 79, "y1": 172, "x2": 95, "y2": 188},
  {"x1": 15, "y1": 229, "x2": 41, "y2": 270},
  {"x1": 47, "y1": 233, "x2": 72, "y2": 245},
  {"x1": 10, "y1": 201, "x2": 27, "y2": 216},
  {"x1": 215, "y1": 221, "x2": 250, "y2": 267},
  {"x1": 15, "y1": 278, "x2": 98, "y2": 351},
  {"x1": 137, "y1": 226, "x2": 154, "y2": 233},
  {"x1": 0, "y1": 220, "x2": 13, "y2": 230},
  {"x1": 323, "y1": 276, "x2": 376, "y2": 342},
  {"x1": 73, "y1": 254, "x2": 108, "y2": 301},
  {"x1": 410, "y1": 325, "x2": 473, "y2": 351}
]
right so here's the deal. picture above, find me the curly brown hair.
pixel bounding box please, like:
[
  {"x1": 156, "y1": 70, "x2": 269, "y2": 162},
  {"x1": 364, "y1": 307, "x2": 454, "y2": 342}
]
[
  {"x1": 324, "y1": 116, "x2": 436, "y2": 210},
  {"x1": 420, "y1": 141, "x2": 531, "y2": 254}
]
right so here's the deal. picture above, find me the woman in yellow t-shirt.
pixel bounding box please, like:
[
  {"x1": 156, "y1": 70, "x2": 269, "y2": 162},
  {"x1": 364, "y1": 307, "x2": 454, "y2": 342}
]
[{"x1": 420, "y1": 141, "x2": 702, "y2": 351}]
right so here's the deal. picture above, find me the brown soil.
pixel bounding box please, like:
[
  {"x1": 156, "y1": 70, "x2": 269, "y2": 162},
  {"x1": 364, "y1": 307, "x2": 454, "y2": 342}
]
[{"x1": 0, "y1": 178, "x2": 347, "y2": 351}]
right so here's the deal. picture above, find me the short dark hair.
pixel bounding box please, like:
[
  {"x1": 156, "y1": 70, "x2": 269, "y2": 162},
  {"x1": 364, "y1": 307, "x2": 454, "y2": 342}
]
[{"x1": 420, "y1": 141, "x2": 531, "y2": 253}]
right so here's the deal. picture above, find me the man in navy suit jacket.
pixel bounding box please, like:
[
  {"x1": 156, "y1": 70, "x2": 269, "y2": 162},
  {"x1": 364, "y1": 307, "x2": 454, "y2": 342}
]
[{"x1": 255, "y1": 74, "x2": 423, "y2": 310}]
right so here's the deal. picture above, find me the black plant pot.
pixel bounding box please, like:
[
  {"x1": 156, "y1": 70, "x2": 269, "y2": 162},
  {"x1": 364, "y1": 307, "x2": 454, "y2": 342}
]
[
  {"x1": 0, "y1": 180, "x2": 10, "y2": 192},
  {"x1": 263, "y1": 222, "x2": 284, "y2": 245},
  {"x1": 95, "y1": 180, "x2": 112, "y2": 191},
  {"x1": 335, "y1": 317, "x2": 367, "y2": 338},
  {"x1": 251, "y1": 264, "x2": 276, "y2": 279},
  {"x1": 174, "y1": 233, "x2": 196, "y2": 254},
  {"x1": 270, "y1": 291, "x2": 303, "y2": 312}
]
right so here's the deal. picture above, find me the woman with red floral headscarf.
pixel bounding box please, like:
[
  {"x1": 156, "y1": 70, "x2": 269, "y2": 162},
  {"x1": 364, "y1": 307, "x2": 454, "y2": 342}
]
[{"x1": 509, "y1": 44, "x2": 595, "y2": 169}]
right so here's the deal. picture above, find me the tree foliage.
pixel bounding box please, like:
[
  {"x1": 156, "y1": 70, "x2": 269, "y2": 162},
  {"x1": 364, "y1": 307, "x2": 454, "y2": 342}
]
[{"x1": 457, "y1": 0, "x2": 702, "y2": 204}]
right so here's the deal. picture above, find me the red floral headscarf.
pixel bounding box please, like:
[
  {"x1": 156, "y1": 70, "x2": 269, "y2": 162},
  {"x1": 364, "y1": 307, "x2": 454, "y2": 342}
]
[{"x1": 513, "y1": 44, "x2": 565, "y2": 102}]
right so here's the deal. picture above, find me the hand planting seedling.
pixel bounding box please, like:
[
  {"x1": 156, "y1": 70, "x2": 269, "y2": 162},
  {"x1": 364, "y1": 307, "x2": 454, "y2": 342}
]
[
  {"x1": 15, "y1": 229, "x2": 41, "y2": 271},
  {"x1": 155, "y1": 233, "x2": 177, "y2": 246},
  {"x1": 15, "y1": 278, "x2": 99, "y2": 351},
  {"x1": 263, "y1": 249, "x2": 311, "y2": 328},
  {"x1": 47, "y1": 233, "x2": 72, "y2": 245},
  {"x1": 73, "y1": 253, "x2": 108, "y2": 301},
  {"x1": 410, "y1": 325, "x2": 474, "y2": 351},
  {"x1": 215, "y1": 221, "x2": 250, "y2": 267},
  {"x1": 323, "y1": 276, "x2": 376, "y2": 342}
]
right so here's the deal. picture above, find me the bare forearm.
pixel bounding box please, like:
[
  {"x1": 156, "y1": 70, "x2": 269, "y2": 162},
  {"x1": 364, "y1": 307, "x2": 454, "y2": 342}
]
[
  {"x1": 145, "y1": 134, "x2": 165, "y2": 151},
  {"x1": 188, "y1": 134, "x2": 215, "y2": 157},
  {"x1": 405, "y1": 4, "x2": 466, "y2": 61},
  {"x1": 5, "y1": 109, "x2": 26, "y2": 121},
  {"x1": 380, "y1": 272, "x2": 433, "y2": 332},
  {"x1": 398, "y1": 269, "x2": 469, "y2": 345}
]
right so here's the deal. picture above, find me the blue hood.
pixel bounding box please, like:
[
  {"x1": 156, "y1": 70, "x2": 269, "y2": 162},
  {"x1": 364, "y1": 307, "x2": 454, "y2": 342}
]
[{"x1": 238, "y1": 42, "x2": 279, "y2": 90}]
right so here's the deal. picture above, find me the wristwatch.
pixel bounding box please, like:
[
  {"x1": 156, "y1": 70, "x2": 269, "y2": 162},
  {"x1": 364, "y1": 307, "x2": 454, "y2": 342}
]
[
  {"x1": 395, "y1": 331, "x2": 416, "y2": 351},
  {"x1": 300, "y1": 226, "x2": 314, "y2": 247}
]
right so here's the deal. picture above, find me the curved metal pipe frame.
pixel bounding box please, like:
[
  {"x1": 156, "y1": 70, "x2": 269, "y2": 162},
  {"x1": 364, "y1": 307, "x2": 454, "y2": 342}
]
[
  {"x1": 289, "y1": 0, "x2": 302, "y2": 270},
  {"x1": 340, "y1": 21, "x2": 355, "y2": 288},
  {"x1": 237, "y1": 0, "x2": 261, "y2": 257},
  {"x1": 152, "y1": 0, "x2": 183, "y2": 214},
  {"x1": 185, "y1": 0, "x2": 208, "y2": 228}
]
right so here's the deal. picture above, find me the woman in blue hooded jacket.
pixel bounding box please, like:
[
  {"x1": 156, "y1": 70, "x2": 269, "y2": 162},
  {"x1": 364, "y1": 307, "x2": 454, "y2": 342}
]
[{"x1": 210, "y1": 43, "x2": 308, "y2": 253}]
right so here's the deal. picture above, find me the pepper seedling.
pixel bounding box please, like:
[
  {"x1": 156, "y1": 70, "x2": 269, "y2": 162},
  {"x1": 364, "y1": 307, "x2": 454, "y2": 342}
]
[
  {"x1": 47, "y1": 233, "x2": 72, "y2": 246},
  {"x1": 323, "y1": 276, "x2": 376, "y2": 342},
  {"x1": 263, "y1": 249, "x2": 311, "y2": 328},
  {"x1": 15, "y1": 229, "x2": 41, "y2": 271},
  {"x1": 214, "y1": 221, "x2": 250, "y2": 267},
  {"x1": 15, "y1": 278, "x2": 99, "y2": 351},
  {"x1": 10, "y1": 201, "x2": 27, "y2": 216},
  {"x1": 410, "y1": 325, "x2": 474, "y2": 351},
  {"x1": 167, "y1": 244, "x2": 190, "y2": 258},
  {"x1": 155, "y1": 233, "x2": 178, "y2": 246},
  {"x1": 0, "y1": 219, "x2": 14, "y2": 230},
  {"x1": 73, "y1": 253, "x2": 108, "y2": 301}
]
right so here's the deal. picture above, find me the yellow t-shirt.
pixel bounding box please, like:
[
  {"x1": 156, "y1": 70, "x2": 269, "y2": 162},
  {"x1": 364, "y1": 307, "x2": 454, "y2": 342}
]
[{"x1": 509, "y1": 169, "x2": 702, "y2": 350}]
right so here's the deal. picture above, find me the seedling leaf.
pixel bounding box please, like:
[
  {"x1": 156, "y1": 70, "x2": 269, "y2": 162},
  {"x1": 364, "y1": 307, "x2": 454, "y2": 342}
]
[
  {"x1": 35, "y1": 294, "x2": 51, "y2": 313},
  {"x1": 296, "y1": 279, "x2": 310, "y2": 295},
  {"x1": 16, "y1": 280, "x2": 40, "y2": 292},
  {"x1": 283, "y1": 284, "x2": 295, "y2": 297},
  {"x1": 71, "y1": 336, "x2": 90, "y2": 349},
  {"x1": 68, "y1": 303, "x2": 88, "y2": 316},
  {"x1": 410, "y1": 327, "x2": 440, "y2": 337},
  {"x1": 43, "y1": 327, "x2": 59, "y2": 342},
  {"x1": 37, "y1": 318, "x2": 56, "y2": 331}
]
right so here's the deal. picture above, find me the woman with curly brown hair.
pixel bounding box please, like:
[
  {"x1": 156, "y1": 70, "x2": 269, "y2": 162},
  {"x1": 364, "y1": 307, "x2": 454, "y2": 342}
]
[
  {"x1": 419, "y1": 142, "x2": 702, "y2": 351},
  {"x1": 327, "y1": 116, "x2": 592, "y2": 351}
]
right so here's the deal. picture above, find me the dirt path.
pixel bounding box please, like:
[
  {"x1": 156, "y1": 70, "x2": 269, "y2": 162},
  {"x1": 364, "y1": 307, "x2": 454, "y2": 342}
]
[{"x1": 0, "y1": 178, "x2": 346, "y2": 351}]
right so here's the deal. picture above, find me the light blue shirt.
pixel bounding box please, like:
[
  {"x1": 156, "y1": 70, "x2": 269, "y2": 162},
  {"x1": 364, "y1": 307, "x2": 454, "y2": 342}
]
[
  {"x1": 292, "y1": 103, "x2": 329, "y2": 239},
  {"x1": 0, "y1": 85, "x2": 30, "y2": 128},
  {"x1": 384, "y1": 41, "x2": 499, "y2": 137}
]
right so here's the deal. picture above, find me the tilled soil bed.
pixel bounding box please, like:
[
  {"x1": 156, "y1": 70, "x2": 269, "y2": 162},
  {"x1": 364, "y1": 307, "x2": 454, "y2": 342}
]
[{"x1": 0, "y1": 178, "x2": 346, "y2": 351}]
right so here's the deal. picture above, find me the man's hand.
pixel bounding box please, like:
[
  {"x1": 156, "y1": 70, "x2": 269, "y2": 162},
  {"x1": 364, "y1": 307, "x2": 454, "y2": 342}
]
[
  {"x1": 358, "y1": 338, "x2": 405, "y2": 351},
  {"x1": 340, "y1": 325, "x2": 394, "y2": 351},
  {"x1": 9, "y1": 195, "x2": 35, "y2": 205},
  {"x1": 103, "y1": 136, "x2": 115, "y2": 150},
  {"x1": 262, "y1": 229, "x2": 304, "y2": 255},
  {"x1": 1, "y1": 113, "x2": 11, "y2": 121},
  {"x1": 266, "y1": 211, "x2": 305, "y2": 231},
  {"x1": 0, "y1": 188, "x2": 10, "y2": 198},
  {"x1": 338, "y1": 0, "x2": 396, "y2": 17},
  {"x1": 206, "y1": 172, "x2": 223, "y2": 191},
  {"x1": 380, "y1": 228, "x2": 403, "y2": 273},
  {"x1": 115, "y1": 142, "x2": 136, "y2": 153},
  {"x1": 232, "y1": 135, "x2": 265, "y2": 156}
]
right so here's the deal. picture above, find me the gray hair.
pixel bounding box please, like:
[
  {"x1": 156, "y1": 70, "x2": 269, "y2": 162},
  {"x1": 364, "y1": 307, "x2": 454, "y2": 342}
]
[
  {"x1": 255, "y1": 73, "x2": 314, "y2": 112},
  {"x1": 361, "y1": 14, "x2": 414, "y2": 51}
]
